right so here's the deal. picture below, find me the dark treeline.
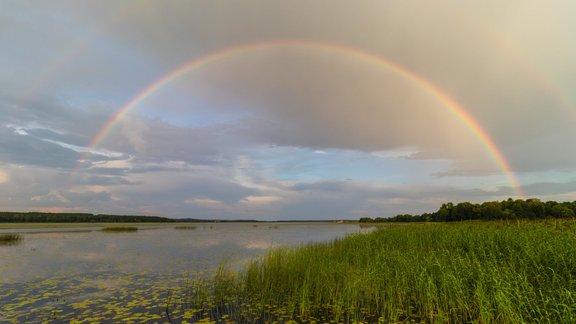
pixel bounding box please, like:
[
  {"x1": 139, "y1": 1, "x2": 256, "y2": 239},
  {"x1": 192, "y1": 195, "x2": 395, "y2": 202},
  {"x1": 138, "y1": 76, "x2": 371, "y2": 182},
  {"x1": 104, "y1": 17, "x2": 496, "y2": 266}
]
[
  {"x1": 0, "y1": 212, "x2": 176, "y2": 223},
  {"x1": 0, "y1": 212, "x2": 266, "y2": 223},
  {"x1": 360, "y1": 198, "x2": 576, "y2": 223}
]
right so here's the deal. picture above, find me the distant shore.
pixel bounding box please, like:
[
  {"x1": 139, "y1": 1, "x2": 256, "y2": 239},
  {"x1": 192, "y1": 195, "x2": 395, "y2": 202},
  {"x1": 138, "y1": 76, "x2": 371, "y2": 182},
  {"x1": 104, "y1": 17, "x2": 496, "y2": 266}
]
[{"x1": 0, "y1": 211, "x2": 352, "y2": 224}]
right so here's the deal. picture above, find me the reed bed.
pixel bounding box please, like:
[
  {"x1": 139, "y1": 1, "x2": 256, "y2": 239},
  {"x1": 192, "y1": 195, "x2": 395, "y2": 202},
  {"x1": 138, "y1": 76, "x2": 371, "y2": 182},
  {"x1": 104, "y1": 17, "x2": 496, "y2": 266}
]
[
  {"x1": 182, "y1": 220, "x2": 576, "y2": 323},
  {"x1": 101, "y1": 226, "x2": 138, "y2": 232},
  {"x1": 0, "y1": 233, "x2": 22, "y2": 245},
  {"x1": 174, "y1": 225, "x2": 197, "y2": 230}
]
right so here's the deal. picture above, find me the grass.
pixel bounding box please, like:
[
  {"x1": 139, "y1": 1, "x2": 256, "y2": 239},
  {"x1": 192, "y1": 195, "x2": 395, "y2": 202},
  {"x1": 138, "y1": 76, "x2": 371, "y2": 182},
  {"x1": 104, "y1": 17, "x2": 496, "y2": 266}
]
[
  {"x1": 174, "y1": 225, "x2": 197, "y2": 230},
  {"x1": 0, "y1": 233, "x2": 23, "y2": 245},
  {"x1": 101, "y1": 226, "x2": 138, "y2": 232},
  {"x1": 182, "y1": 220, "x2": 576, "y2": 323}
]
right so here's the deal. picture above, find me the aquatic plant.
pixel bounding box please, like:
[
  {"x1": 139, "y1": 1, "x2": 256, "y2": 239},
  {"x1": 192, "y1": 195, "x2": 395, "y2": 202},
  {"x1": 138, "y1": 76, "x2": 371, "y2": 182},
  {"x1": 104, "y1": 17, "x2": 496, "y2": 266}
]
[
  {"x1": 101, "y1": 226, "x2": 138, "y2": 232},
  {"x1": 0, "y1": 233, "x2": 22, "y2": 245},
  {"x1": 183, "y1": 220, "x2": 576, "y2": 322},
  {"x1": 174, "y1": 226, "x2": 197, "y2": 230},
  {"x1": 0, "y1": 272, "x2": 186, "y2": 322}
]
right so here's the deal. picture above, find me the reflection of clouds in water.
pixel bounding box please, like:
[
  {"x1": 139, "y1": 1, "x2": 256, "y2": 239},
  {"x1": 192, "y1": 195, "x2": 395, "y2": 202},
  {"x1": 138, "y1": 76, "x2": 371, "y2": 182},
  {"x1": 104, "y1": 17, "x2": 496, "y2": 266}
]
[
  {"x1": 0, "y1": 223, "x2": 366, "y2": 283},
  {"x1": 74, "y1": 251, "x2": 104, "y2": 261},
  {"x1": 242, "y1": 241, "x2": 281, "y2": 250},
  {"x1": 184, "y1": 236, "x2": 224, "y2": 248},
  {"x1": 179, "y1": 225, "x2": 277, "y2": 249}
]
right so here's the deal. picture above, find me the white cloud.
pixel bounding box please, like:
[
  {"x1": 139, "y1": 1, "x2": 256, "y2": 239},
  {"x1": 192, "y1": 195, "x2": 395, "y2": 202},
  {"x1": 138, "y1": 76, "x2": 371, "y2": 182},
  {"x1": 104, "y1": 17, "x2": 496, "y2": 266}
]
[
  {"x1": 371, "y1": 148, "x2": 419, "y2": 159},
  {"x1": 241, "y1": 195, "x2": 283, "y2": 205}
]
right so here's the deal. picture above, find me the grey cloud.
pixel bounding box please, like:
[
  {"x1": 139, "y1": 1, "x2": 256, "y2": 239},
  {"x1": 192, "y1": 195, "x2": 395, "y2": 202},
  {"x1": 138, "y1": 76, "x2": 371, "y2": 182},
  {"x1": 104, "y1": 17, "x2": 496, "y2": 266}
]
[
  {"x1": 0, "y1": 93, "x2": 110, "y2": 146},
  {"x1": 114, "y1": 171, "x2": 259, "y2": 205},
  {"x1": 107, "y1": 119, "x2": 227, "y2": 164},
  {"x1": 25, "y1": 128, "x2": 87, "y2": 148},
  {"x1": 0, "y1": 125, "x2": 80, "y2": 169},
  {"x1": 522, "y1": 180, "x2": 576, "y2": 197},
  {"x1": 0, "y1": 165, "x2": 66, "y2": 210},
  {"x1": 0, "y1": 95, "x2": 139, "y2": 170},
  {"x1": 290, "y1": 180, "x2": 510, "y2": 201},
  {"x1": 84, "y1": 168, "x2": 130, "y2": 177},
  {"x1": 62, "y1": 191, "x2": 112, "y2": 203},
  {"x1": 72, "y1": 174, "x2": 135, "y2": 186}
]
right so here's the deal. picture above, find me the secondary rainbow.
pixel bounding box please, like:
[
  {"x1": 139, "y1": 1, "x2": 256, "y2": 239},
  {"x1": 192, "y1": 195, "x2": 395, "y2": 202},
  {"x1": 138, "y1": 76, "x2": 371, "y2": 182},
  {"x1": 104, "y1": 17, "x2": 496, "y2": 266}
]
[{"x1": 84, "y1": 40, "x2": 524, "y2": 198}]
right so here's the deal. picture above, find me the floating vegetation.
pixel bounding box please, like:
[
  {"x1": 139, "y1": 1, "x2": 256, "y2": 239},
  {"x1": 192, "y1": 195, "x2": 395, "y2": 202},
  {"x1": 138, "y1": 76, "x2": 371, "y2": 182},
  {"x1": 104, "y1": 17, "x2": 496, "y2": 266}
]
[
  {"x1": 183, "y1": 220, "x2": 576, "y2": 323},
  {"x1": 101, "y1": 226, "x2": 138, "y2": 232},
  {"x1": 174, "y1": 226, "x2": 197, "y2": 230},
  {"x1": 0, "y1": 272, "x2": 189, "y2": 322},
  {"x1": 0, "y1": 233, "x2": 23, "y2": 245}
]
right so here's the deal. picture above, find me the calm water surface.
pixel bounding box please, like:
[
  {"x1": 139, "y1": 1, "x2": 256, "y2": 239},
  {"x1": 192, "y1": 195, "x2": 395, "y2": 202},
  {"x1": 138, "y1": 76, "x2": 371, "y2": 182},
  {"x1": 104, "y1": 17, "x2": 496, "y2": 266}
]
[{"x1": 0, "y1": 223, "x2": 370, "y2": 322}]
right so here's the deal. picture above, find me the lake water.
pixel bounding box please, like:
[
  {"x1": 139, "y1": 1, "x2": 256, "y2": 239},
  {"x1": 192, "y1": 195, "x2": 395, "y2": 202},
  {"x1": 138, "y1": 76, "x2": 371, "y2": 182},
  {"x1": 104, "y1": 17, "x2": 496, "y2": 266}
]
[{"x1": 0, "y1": 223, "x2": 371, "y2": 322}]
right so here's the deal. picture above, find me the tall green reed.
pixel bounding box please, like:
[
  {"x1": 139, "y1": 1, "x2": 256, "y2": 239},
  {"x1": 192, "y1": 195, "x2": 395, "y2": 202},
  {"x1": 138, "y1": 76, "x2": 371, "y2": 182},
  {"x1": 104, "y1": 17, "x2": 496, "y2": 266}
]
[{"x1": 184, "y1": 220, "x2": 576, "y2": 322}]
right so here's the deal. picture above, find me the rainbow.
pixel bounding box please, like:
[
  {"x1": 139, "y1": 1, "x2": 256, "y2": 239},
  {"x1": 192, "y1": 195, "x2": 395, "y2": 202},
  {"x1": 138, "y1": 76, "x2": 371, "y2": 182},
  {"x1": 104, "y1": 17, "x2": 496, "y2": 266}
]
[{"x1": 83, "y1": 40, "x2": 524, "y2": 197}]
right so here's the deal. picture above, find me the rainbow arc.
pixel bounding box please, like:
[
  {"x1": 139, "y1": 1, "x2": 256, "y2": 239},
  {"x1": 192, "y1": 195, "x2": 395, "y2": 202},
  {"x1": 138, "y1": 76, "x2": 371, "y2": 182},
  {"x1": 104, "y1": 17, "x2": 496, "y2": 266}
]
[{"x1": 80, "y1": 40, "x2": 524, "y2": 198}]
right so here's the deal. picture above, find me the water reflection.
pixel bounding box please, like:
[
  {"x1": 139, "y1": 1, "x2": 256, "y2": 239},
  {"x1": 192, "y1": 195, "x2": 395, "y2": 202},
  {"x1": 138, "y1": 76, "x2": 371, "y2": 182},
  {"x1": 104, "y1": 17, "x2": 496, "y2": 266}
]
[
  {"x1": 0, "y1": 240, "x2": 22, "y2": 247},
  {"x1": 1, "y1": 223, "x2": 369, "y2": 283},
  {"x1": 0, "y1": 223, "x2": 371, "y2": 321}
]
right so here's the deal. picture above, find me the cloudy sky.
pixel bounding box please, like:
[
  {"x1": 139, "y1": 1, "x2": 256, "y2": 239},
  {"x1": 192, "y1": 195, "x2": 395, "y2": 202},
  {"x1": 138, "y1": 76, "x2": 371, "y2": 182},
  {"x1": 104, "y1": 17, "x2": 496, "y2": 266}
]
[{"x1": 1, "y1": 1, "x2": 576, "y2": 220}]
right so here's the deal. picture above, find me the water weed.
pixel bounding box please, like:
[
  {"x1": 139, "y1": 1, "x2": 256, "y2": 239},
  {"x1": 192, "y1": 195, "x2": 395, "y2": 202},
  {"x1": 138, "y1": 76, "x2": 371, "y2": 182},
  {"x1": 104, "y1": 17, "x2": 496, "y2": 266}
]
[
  {"x1": 0, "y1": 233, "x2": 22, "y2": 245},
  {"x1": 174, "y1": 226, "x2": 197, "y2": 230},
  {"x1": 101, "y1": 226, "x2": 138, "y2": 232}
]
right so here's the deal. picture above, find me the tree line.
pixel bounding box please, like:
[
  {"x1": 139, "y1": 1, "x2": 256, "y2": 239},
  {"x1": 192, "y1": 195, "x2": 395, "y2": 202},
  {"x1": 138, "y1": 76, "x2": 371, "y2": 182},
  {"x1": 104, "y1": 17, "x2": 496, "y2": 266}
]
[
  {"x1": 0, "y1": 212, "x2": 176, "y2": 223},
  {"x1": 359, "y1": 199, "x2": 576, "y2": 223}
]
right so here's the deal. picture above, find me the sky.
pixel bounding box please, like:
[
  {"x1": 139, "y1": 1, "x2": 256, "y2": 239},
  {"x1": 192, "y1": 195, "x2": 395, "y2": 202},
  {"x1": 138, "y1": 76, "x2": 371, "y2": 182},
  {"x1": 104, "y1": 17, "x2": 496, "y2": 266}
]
[{"x1": 1, "y1": 1, "x2": 576, "y2": 220}]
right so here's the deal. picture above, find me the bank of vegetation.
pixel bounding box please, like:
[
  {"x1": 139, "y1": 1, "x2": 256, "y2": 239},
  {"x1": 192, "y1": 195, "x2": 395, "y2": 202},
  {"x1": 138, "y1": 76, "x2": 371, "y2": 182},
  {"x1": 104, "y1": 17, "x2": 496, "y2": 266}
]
[
  {"x1": 179, "y1": 220, "x2": 576, "y2": 322},
  {"x1": 0, "y1": 233, "x2": 23, "y2": 245},
  {"x1": 101, "y1": 226, "x2": 139, "y2": 232},
  {"x1": 174, "y1": 225, "x2": 197, "y2": 230},
  {"x1": 360, "y1": 198, "x2": 576, "y2": 223}
]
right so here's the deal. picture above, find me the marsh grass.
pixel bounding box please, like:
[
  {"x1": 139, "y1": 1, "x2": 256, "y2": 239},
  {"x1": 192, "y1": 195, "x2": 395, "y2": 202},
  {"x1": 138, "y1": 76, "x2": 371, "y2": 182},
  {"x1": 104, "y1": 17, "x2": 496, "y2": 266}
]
[
  {"x1": 183, "y1": 220, "x2": 576, "y2": 322},
  {"x1": 174, "y1": 226, "x2": 197, "y2": 230},
  {"x1": 0, "y1": 233, "x2": 22, "y2": 245},
  {"x1": 101, "y1": 226, "x2": 138, "y2": 232}
]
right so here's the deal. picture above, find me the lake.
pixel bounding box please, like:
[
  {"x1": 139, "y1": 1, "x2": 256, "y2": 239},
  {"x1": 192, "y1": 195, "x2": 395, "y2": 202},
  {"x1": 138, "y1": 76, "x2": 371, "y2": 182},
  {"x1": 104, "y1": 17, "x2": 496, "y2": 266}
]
[{"x1": 0, "y1": 223, "x2": 371, "y2": 322}]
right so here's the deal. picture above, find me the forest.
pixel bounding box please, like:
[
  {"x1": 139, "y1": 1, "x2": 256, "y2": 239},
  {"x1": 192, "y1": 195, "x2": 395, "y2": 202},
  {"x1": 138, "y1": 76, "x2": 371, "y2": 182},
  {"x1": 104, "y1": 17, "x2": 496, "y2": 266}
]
[
  {"x1": 360, "y1": 198, "x2": 576, "y2": 223},
  {"x1": 0, "y1": 212, "x2": 175, "y2": 223},
  {"x1": 3, "y1": 198, "x2": 575, "y2": 224},
  {"x1": 0, "y1": 212, "x2": 263, "y2": 223}
]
